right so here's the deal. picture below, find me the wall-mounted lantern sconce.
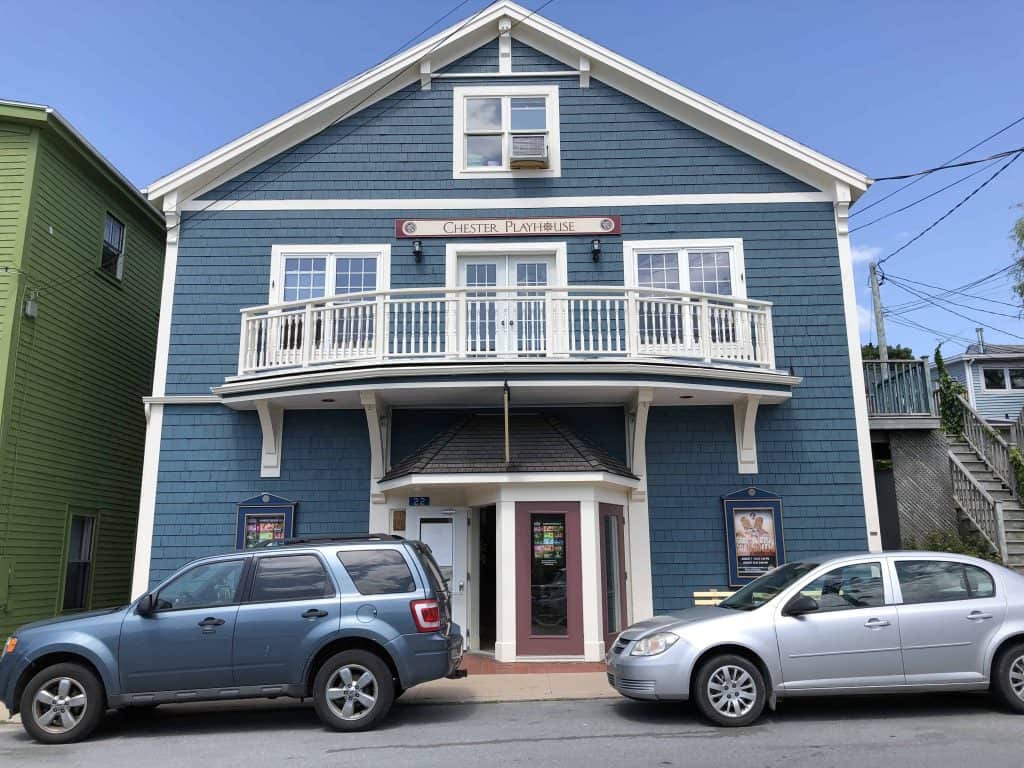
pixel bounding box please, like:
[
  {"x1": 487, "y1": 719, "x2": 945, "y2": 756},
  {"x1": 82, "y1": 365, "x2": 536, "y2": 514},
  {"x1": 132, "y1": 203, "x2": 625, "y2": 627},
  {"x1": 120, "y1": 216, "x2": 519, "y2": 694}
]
[
  {"x1": 413, "y1": 240, "x2": 423, "y2": 263},
  {"x1": 591, "y1": 239, "x2": 601, "y2": 262}
]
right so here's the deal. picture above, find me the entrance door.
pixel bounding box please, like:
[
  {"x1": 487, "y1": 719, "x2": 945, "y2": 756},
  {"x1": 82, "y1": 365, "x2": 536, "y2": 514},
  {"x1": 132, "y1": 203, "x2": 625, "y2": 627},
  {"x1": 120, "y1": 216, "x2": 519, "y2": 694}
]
[
  {"x1": 460, "y1": 254, "x2": 553, "y2": 355},
  {"x1": 515, "y1": 502, "x2": 584, "y2": 655},
  {"x1": 599, "y1": 504, "x2": 628, "y2": 651},
  {"x1": 405, "y1": 508, "x2": 469, "y2": 644}
]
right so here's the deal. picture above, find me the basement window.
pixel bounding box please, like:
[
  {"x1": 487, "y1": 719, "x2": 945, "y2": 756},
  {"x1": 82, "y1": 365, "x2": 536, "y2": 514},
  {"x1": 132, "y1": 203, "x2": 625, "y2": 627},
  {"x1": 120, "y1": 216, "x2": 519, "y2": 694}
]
[{"x1": 100, "y1": 213, "x2": 126, "y2": 280}]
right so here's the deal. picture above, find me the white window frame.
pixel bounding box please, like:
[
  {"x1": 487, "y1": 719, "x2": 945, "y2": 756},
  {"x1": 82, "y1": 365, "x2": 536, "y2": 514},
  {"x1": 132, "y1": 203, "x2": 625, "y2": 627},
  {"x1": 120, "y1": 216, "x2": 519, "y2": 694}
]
[
  {"x1": 269, "y1": 243, "x2": 391, "y2": 304},
  {"x1": 981, "y1": 365, "x2": 1024, "y2": 392},
  {"x1": 622, "y1": 238, "x2": 747, "y2": 298},
  {"x1": 452, "y1": 85, "x2": 561, "y2": 179}
]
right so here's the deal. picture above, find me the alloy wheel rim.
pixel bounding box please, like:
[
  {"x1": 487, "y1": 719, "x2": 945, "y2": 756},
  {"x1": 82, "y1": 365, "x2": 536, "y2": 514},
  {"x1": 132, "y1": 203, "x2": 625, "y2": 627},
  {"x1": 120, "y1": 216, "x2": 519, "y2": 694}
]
[
  {"x1": 707, "y1": 665, "x2": 757, "y2": 718},
  {"x1": 1010, "y1": 655, "x2": 1024, "y2": 701},
  {"x1": 325, "y1": 664, "x2": 378, "y2": 721},
  {"x1": 32, "y1": 676, "x2": 88, "y2": 734}
]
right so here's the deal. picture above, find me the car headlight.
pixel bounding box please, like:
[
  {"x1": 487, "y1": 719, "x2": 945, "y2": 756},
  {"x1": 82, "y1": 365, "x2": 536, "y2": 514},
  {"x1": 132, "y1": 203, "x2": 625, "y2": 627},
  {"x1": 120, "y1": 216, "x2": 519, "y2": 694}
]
[{"x1": 630, "y1": 631, "x2": 679, "y2": 656}]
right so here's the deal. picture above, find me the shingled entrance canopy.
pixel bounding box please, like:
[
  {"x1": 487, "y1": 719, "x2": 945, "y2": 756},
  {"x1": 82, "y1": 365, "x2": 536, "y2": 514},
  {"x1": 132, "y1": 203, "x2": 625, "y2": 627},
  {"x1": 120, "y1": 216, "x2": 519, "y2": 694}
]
[{"x1": 382, "y1": 414, "x2": 636, "y2": 482}]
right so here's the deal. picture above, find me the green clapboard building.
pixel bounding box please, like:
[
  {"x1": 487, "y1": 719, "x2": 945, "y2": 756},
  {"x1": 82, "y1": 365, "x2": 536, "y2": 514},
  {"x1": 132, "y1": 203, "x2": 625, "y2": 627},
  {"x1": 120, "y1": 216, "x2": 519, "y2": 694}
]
[{"x1": 0, "y1": 100, "x2": 164, "y2": 636}]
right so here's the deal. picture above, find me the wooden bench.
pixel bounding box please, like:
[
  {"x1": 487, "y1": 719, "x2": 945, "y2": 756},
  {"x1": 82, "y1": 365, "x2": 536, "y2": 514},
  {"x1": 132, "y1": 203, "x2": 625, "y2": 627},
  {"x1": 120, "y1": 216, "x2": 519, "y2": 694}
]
[{"x1": 693, "y1": 589, "x2": 735, "y2": 606}]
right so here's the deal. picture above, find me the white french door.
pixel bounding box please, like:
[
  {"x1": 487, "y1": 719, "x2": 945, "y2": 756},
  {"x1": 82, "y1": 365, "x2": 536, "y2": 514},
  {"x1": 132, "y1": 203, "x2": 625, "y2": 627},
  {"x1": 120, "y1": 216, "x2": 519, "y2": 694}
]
[
  {"x1": 405, "y1": 508, "x2": 470, "y2": 645},
  {"x1": 460, "y1": 254, "x2": 554, "y2": 355}
]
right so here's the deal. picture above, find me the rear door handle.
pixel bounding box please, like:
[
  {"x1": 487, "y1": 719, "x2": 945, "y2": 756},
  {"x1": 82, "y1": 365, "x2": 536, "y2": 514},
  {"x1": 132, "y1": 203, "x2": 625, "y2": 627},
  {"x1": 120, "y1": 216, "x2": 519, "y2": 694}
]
[
  {"x1": 302, "y1": 608, "x2": 328, "y2": 619},
  {"x1": 198, "y1": 617, "x2": 225, "y2": 628},
  {"x1": 966, "y1": 611, "x2": 993, "y2": 622},
  {"x1": 864, "y1": 618, "x2": 891, "y2": 629}
]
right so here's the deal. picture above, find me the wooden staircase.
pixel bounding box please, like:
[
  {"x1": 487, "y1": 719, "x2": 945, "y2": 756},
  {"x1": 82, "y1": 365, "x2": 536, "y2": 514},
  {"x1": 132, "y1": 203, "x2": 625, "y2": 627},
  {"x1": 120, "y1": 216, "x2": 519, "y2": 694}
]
[{"x1": 947, "y1": 395, "x2": 1023, "y2": 572}]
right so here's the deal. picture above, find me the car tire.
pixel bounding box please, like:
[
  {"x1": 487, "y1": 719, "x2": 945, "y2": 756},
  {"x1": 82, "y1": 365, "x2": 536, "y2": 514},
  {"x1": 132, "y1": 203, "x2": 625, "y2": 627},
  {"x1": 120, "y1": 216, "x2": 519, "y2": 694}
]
[
  {"x1": 692, "y1": 653, "x2": 766, "y2": 727},
  {"x1": 313, "y1": 650, "x2": 394, "y2": 732},
  {"x1": 19, "y1": 662, "x2": 106, "y2": 744},
  {"x1": 992, "y1": 641, "x2": 1024, "y2": 713}
]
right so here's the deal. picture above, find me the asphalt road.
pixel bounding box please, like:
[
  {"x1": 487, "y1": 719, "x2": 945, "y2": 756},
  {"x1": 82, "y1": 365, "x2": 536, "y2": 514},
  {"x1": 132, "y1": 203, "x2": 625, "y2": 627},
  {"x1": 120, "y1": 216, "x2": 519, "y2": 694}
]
[{"x1": 2, "y1": 693, "x2": 1023, "y2": 768}]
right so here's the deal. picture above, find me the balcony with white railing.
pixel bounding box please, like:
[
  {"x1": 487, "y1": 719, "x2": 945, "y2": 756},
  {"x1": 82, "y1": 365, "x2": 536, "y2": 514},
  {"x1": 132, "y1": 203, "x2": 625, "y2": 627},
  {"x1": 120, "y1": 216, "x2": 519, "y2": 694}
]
[{"x1": 234, "y1": 285, "x2": 777, "y2": 379}]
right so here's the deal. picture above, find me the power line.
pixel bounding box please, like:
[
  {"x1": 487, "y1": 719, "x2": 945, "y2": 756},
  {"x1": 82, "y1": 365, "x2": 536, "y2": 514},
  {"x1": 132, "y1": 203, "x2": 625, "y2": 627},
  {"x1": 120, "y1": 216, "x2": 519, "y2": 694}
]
[
  {"x1": 872, "y1": 146, "x2": 1024, "y2": 181},
  {"x1": 875, "y1": 150, "x2": 1023, "y2": 267},
  {"x1": 882, "y1": 276, "x2": 1024, "y2": 340},
  {"x1": 852, "y1": 112, "x2": 1024, "y2": 218},
  {"x1": 882, "y1": 263, "x2": 1015, "y2": 313},
  {"x1": 886, "y1": 315, "x2": 973, "y2": 346},
  {"x1": 849, "y1": 157, "x2": 1001, "y2": 233},
  {"x1": 883, "y1": 268, "x2": 1020, "y2": 310},
  {"x1": 884, "y1": 274, "x2": 1022, "y2": 319}
]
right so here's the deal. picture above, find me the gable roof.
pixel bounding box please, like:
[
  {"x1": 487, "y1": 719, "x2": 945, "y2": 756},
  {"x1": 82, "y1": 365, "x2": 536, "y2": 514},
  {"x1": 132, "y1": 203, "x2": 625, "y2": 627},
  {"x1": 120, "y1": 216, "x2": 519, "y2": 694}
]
[
  {"x1": 145, "y1": 1, "x2": 870, "y2": 209},
  {"x1": 0, "y1": 99, "x2": 163, "y2": 226},
  {"x1": 381, "y1": 413, "x2": 637, "y2": 481}
]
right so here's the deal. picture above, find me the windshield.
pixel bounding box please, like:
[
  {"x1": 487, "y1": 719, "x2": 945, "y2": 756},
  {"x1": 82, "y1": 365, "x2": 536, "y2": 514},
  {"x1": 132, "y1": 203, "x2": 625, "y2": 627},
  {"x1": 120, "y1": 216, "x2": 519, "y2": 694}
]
[{"x1": 719, "y1": 561, "x2": 820, "y2": 611}]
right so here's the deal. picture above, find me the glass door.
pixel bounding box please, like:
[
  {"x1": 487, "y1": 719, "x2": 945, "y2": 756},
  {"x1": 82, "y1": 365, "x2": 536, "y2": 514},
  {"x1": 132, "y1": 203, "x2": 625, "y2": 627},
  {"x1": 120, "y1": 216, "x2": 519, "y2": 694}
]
[
  {"x1": 599, "y1": 504, "x2": 628, "y2": 651},
  {"x1": 510, "y1": 257, "x2": 551, "y2": 355},
  {"x1": 459, "y1": 254, "x2": 553, "y2": 355},
  {"x1": 462, "y1": 258, "x2": 503, "y2": 355}
]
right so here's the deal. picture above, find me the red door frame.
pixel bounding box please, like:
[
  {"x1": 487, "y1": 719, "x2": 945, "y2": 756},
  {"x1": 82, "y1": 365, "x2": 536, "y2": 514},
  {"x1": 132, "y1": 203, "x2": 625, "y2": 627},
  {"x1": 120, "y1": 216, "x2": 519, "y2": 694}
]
[
  {"x1": 515, "y1": 502, "x2": 583, "y2": 656},
  {"x1": 599, "y1": 503, "x2": 628, "y2": 650}
]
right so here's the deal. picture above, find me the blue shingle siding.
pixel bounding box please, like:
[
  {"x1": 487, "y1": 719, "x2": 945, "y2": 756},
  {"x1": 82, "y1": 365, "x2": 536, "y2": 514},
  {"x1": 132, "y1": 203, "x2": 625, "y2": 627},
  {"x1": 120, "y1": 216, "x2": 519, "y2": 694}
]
[
  {"x1": 647, "y1": 405, "x2": 866, "y2": 613},
  {"x1": 511, "y1": 39, "x2": 570, "y2": 72},
  {"x1": 166, "y1": 202, "x2": 840, "y2": 394},
  {"x1": 389, "y1": 406, "x2": 626, "y2": 466},
  {"x1": 150, "y1": 405, "x2": 369, "y2": 585},
  {"x1": 439, "y1": 40, "x2": 499, "y2": 74},
  {"x1": 199, "y1": 47, "x2": 811, "y2": 201}
]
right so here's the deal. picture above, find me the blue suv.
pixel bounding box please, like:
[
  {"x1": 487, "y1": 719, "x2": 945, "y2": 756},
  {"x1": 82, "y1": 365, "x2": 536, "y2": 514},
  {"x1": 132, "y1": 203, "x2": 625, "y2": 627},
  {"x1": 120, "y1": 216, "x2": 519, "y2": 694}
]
[{"x1": 0, "y1": 535, "x2": 465, "y2": 743}]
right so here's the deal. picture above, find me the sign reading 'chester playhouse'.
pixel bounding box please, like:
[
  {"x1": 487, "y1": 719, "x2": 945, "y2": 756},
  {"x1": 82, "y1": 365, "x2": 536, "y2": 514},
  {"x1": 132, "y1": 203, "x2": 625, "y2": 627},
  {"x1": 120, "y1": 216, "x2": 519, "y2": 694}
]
[{"x1": 395, "y1": 215, "x2": 621, "y2": 238}]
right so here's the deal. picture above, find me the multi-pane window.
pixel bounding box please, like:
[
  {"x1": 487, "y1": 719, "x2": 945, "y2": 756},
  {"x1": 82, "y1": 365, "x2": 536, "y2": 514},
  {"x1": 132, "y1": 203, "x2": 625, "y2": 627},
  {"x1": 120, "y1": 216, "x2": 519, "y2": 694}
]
[
  {"x1": 688, "y1": 251, "x2": 733, "y2": 296},
  {"x1": 280, "y1": 254, "x2": 379, "y2": 303},
  {"x1": 635, "y1": 250, "x2": 734, "y2": 295},
  {"x1": 62, "y1": 515, "x2": 95, "y2": 611},
  {"x1": 982, "y1": 367, "x2": 1024, "y2": 390},
  {"x1": 455, "y1": 86, "x2": 559, "y2": 175},
  {"x1": 101, "y1": 213, "x2": 126, "y2": 279}
]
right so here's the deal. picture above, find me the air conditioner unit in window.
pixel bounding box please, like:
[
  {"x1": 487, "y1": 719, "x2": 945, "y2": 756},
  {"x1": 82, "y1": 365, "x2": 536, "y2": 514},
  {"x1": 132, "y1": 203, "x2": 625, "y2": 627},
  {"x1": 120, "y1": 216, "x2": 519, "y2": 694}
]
[{"x1": 509, "y1": 134, "x2": 548, "y2": 169}]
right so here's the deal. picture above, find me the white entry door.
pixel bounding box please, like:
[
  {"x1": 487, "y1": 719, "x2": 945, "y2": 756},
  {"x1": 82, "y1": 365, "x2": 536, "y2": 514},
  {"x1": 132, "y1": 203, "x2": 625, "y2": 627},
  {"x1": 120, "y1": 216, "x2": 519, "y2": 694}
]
[
  {"x1": 460, "y1": 255, "x2": 553, "y2": 355},
  {"x1": 406, "y1": 508, "x2": 470, "y2": 645}
]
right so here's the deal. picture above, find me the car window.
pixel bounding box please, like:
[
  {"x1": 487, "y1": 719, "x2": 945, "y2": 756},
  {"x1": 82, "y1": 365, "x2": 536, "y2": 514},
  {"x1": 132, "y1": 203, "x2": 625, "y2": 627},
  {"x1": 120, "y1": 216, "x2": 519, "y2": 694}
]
[
  {"x1": 411, "y1": 542, "x2": 448, "y2": 594},
  {"x1": 156, "y1": 560, "x2": 244, "y2": 611},
  {"x1": 896, "y1": 560, "x2": 996, "y2": 603},
  {"x1": 249, "y1": 554, "x2": 333, "y2": 602},
  {"x1": 337, "y1": 549, "x2": 416, "y2": 595},
  {"x1": 719, "y1": 561, "x2": 820, "y2": 611},
  {"x1": 796, "y1": 562, "x2": 884, "y2": 612}
]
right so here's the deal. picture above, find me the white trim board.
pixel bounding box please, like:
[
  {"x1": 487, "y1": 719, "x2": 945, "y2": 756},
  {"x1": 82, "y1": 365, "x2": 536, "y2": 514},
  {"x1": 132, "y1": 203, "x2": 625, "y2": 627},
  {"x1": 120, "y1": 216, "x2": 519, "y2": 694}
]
[
  {"x1": 177, "y1": 191, "x2": 831, "y2": 212},
  {"x1": 146, "y1": 2, "x2": 869, "y2": 207}
]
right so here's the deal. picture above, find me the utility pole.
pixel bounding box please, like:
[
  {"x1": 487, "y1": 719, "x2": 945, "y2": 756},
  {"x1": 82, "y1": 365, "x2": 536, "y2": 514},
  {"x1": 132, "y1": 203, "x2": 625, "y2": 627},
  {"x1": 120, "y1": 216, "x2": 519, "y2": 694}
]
[{"x1": 869, "y1": 262, "x2": 889, "y2": 376}]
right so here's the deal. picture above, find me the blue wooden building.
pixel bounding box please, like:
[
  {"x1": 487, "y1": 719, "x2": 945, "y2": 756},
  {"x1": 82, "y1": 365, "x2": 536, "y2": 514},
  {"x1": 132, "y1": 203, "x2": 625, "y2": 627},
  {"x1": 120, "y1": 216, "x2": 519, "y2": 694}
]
[{"x1": 135, "y1": 1, "x2": 878, "y2": 662}]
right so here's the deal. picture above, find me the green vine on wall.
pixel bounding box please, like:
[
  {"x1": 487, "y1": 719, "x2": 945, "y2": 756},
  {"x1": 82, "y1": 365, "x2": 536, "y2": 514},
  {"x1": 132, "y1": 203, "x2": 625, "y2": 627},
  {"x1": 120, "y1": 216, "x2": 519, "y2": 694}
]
[
  {"x1": 1010, "y1": 446, "x2": 1024, "y2": 501},
  {"x1": 934, "y1": 345, "x2": 967, "y2": 436}
]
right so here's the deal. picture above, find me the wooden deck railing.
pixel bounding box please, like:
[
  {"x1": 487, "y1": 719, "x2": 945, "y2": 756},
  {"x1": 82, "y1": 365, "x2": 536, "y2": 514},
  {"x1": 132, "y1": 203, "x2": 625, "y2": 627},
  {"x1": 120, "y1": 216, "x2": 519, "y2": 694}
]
[
  {"x1": 957, "y1": 393, "x2": 1015, "y2": 496},
  {"x1": 236, "y1": 285, "x2": 776, "y2": 376},
  {"x1": 949, "y1": 452, "x2": 1008, "y2": 562},
  {"x1": 862, "y1": 359, "x2": 934, "y2": 417}
]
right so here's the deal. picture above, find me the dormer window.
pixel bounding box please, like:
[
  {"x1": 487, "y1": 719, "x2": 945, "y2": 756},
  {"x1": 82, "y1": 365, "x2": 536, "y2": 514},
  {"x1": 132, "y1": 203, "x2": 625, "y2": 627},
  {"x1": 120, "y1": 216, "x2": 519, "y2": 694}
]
[{"x1": 453, "y1": 85, "x2": 560, "y2": 178}]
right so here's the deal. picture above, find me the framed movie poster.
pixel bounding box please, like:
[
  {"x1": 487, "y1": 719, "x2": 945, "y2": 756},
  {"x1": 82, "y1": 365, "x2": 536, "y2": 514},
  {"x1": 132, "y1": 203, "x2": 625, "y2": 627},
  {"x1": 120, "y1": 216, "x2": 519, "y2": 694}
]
[
  {"x1": 236, "y1": 494, "x2": 296, "y2": 550},
  {"x1": 722, "y1": 487, "x2": 785, "y2": 586}
]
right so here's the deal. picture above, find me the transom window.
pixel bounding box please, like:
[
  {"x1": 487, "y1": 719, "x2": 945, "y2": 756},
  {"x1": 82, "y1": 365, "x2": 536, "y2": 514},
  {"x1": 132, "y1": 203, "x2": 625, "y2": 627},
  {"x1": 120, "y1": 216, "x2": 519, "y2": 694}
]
[
  {"x1": 101, "y1": 213, "x2": 126, "y2": 280},
  {"x1": 982, "y1": 367, "x2": 1024, "y2": 391},
  {"x1": 453, "y1": 85, "x2": 561, "y2": 178},
  {"x1": 270, "y1": 245, "x2": 390, "y2": 304}
]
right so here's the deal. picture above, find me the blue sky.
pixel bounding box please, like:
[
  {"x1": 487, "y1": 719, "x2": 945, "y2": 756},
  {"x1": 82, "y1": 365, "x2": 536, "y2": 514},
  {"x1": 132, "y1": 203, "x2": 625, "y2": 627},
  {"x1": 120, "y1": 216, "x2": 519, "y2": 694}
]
[{"x1": 2, "y1": 0, "x2": 1022, "y2": 356}]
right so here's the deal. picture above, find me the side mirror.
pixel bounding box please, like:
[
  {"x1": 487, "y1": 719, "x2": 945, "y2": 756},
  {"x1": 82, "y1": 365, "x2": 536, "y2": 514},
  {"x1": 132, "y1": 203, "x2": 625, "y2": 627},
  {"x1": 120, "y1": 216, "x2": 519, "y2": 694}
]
[
  {"x1": 783, "y1": 594, "x2": 819, "y2": 617},
  {"x1": 137, "y1": 593, "x2": 157, "y2": 616}
]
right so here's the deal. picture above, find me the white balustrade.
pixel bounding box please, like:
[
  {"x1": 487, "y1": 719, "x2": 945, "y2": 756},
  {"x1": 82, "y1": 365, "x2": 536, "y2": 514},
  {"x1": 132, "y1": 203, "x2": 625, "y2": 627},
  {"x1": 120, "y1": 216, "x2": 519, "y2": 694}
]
[{"x1": 237, "y1": 286, "x2": 776, "y2": 375}]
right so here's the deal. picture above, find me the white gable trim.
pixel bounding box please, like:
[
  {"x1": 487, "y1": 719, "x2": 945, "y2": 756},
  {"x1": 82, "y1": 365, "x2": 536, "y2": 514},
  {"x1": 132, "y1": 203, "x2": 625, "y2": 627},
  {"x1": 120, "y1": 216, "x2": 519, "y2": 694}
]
[{"x1": 147, "y1": 1, "x2": 868, "y2": 209}]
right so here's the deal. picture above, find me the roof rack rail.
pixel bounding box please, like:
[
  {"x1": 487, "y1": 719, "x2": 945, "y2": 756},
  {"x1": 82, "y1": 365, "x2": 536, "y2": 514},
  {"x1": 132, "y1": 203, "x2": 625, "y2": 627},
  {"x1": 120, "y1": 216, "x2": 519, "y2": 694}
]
[{"x1": 268, "y1": 533, "x2": 405, "y2": 547}]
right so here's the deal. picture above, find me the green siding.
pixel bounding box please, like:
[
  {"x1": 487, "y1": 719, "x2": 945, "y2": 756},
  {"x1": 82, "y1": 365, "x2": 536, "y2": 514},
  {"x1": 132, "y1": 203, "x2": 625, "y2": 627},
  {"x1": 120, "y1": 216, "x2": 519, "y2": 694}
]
[{"x1": 0, "y1": 117, "x2": 164, "y2": 635}]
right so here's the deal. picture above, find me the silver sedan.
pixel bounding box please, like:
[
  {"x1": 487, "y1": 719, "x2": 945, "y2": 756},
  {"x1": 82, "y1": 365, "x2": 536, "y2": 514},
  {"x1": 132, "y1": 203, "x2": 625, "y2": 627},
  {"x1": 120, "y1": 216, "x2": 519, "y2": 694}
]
[{"x1": 606, "y1": 551, "x2": 1024, "y2": 726}]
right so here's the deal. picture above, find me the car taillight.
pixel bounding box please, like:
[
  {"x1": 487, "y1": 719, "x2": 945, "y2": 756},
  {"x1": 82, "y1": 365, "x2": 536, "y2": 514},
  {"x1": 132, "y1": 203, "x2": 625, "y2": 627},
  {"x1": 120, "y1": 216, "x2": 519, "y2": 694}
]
[{"x1": 410, "y1": 599, "x2": 442, "y2": 633}]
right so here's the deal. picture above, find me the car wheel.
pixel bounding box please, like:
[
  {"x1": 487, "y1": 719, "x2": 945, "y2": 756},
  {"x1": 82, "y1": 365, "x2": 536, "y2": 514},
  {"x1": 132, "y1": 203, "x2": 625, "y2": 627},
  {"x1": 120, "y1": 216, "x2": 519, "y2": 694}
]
[
  {"x1": 19, "y1": 662, "x2": 105, "y2": 744},
  {"x1": 313, "y1": 650, "x2": 394, "y2": 732},
  {"x1": 992, "y1": 641, "x2": 1024, "y2": 713},
  {"x1": 692, "y1": 654, "x2": 766, "y2": 727}
]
